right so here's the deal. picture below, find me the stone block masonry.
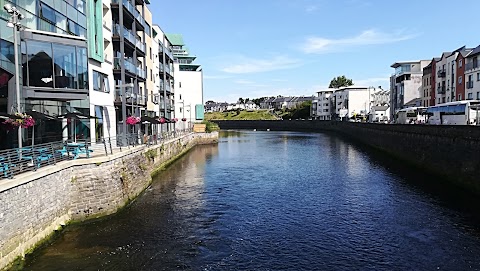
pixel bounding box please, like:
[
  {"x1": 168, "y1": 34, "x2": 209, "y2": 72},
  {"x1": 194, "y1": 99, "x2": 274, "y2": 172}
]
[{"x1": 0, "y1": 132, "x2": 218, "y2": 270}]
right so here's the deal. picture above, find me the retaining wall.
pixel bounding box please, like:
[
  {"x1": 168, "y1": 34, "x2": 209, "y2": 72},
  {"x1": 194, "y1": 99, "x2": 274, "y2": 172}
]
[
  {"x1": 214, "y1": 120, "x2": 480, "y2": 192},
  {"x1": 0, "y1": 132, "x2": 218, "y2": 270}
]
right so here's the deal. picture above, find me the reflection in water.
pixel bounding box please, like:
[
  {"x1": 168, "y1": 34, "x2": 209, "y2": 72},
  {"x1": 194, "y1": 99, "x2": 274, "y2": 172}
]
[{"x1": 24, "y1": 131, "x2": 480, "y2": 271}]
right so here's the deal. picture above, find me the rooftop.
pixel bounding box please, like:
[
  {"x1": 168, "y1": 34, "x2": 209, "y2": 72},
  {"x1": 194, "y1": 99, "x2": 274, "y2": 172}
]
[{"x1": 165, "y1": 34, "x2": 185, "y2": 46}]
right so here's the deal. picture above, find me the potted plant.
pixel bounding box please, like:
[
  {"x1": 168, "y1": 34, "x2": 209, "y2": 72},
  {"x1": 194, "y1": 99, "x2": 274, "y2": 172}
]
[{"x1": 126, "y1": 116, "x2": 140, "y2": 125}]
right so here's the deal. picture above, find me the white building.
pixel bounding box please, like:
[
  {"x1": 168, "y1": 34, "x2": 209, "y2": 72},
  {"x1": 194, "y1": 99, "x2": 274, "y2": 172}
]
[
  {"x1": 167, "y1": 34, "x2": 204, "y2": 130},
  {"x1": 390, "y1": 60, "x2": 430, "y2": 120},
  {"x1": 465, "y1": 46, "x2": 480, "y2": 100},
  {"x1": 333, "y1": 86, "x2": 375, "y2": 120},
  {"x1": 88, "y1": 0, "x2": 116, "y2": 142},
  {"x1": 312, "y1": 89, "x2": 335, "y2": 120}
]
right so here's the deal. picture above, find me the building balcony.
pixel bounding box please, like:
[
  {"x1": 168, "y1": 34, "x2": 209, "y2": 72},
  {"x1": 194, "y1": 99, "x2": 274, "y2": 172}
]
[
  {"x1": 465, "y1": 61, "x2": 479, "y2": 71},
  {"x1": 111, "y1": 0, "x2": 145, "y2": 30},
  {"x1": 437, "y1": 86, "x2": 446, "y2": 94},
  {"x1": 437, "y1": 69, "x2": 446, "y2": 78}
]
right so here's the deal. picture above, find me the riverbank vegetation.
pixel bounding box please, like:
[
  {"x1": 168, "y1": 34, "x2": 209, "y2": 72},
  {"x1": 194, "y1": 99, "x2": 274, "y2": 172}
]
[{"x1": 204, "y1": 102, "x2": 312, "y2": 121}]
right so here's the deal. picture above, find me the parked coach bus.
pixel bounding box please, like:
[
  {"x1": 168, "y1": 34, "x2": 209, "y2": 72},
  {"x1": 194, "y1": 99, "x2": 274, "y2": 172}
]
[
  {"x1": 395, "y1": 107, "x2": 427, "y2": 124},
  {"x1": 426, "y1": 100, "x2": 480, "y2": 125}
]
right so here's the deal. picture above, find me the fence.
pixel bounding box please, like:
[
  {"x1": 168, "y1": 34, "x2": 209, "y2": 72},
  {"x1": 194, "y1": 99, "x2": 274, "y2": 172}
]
[{"x1": 0, "y1": 129, "x2": 193, "y2": 180}]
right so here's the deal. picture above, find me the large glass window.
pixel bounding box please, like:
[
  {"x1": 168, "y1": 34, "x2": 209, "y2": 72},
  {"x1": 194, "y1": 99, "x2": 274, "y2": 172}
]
[
  {"x1": 76, "y1": 47, "x2": 88, "y2": 89},
  {"x1": 53, "y1": 43, "x2": 77, "y2": 89},
  {"x1": 27, "y1": 40, "x2": 53, "y2": 87},
  {"x1": 25, "y1": 40, "x2": 87, "y2": 90},
  {"x1": 94, "y1": 105, "x2": 103, "y2": 142}
]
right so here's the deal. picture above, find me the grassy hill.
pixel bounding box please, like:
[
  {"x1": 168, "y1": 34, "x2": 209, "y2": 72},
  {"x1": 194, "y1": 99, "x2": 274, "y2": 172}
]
[{"x1": 204, "y1": 110, "x2": 279, "y2": 120}]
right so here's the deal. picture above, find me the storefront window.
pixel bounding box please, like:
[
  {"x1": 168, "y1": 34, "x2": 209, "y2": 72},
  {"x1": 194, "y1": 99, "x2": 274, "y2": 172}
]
[
  {"x1": 76, "y1": 47, "x2": 88, "y2": 89},
  {"x1": 53, "y1": 43, "x2": 77, "y2": 89},
  {"x1": 94, "y1": 105, "x2": 103, "y2": 142},
  {"x1": 27, "y1": 40, "x2": 53, "y2": 87}
]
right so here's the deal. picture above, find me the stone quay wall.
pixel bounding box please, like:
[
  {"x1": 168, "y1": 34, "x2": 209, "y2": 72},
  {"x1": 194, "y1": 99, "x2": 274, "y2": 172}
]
[
  {"x1": 214, "y1": 120, "x2": 480, "y2": 192},
  {"x1": 0, "y1": 132, "x2": 218, "y2": 270}
]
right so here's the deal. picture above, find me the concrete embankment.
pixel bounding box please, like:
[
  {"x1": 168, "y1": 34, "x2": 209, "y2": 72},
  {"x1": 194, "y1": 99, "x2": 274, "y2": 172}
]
[
  {"x1": 214, "y1": 120, "x2": 480, "y2": 193},
  {"x1": 0, "y1": 132, "x2": 218, "y2": 270}
]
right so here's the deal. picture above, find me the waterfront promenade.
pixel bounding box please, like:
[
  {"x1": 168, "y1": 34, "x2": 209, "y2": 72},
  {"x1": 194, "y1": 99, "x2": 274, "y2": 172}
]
[{"x1": 0, "y1": 131, "x2": 218, "y2": 270}]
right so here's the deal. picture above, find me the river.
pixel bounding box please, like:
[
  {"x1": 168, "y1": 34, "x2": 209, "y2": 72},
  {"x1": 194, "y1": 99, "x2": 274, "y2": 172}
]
[{"x1": 23, "y1": 131, "x2": 480, "y2": 270}]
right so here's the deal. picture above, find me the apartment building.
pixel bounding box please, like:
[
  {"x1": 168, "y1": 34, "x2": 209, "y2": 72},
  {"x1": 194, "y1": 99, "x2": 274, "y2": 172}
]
[
  {"x1": 88, "y1": 0, "x2": 115, "y2": 142},
  {"x1": 333, "y1": 86, "x2": 373, "y2": 120},
  {"x1": 422, "y1": 59, "x2": 436, "y2": 107},
  {"x1": 465, "y1": 46, "x2": 480, "y2": 100},
  {"x1": 152, "y1": 26, "x2": 175, "y2": 131},
  {"x1": 111, "y1": 0, "x2": 150, "y2": 137},
  {"x1": 390, "y1": 60, "x2": 430, "y2": 120},
  {"x1": 312, "y1": 89, "x2": 334, "y2": 120},
  {"x1": 167, "y1": 33, "x2": 203, "y2": 130}
]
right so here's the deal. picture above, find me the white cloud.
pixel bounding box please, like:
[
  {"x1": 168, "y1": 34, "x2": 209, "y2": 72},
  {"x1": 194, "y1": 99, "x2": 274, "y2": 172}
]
[
  {"x1": 234, "y1": 79, "x2": 255, "y2": 85},
  {"x1": 301, "y1": 29, "x2": 418, "y2": 54},
  {"x1": 203, "y1": 75, "x2": 232, "y2": 80},
  {"x1": 221, "y1": 56, "x2": 302, "y2": 74}
]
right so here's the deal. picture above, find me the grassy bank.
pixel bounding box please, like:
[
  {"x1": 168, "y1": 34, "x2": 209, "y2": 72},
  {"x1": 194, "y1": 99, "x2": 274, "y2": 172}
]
[{"x1": 205, "y1": 110, "x2": 279, "y2": 121}]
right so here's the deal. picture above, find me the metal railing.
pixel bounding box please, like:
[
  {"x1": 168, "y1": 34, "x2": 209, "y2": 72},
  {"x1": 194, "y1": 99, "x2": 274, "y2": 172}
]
[{"x1": 0, "y1": 129, "x2": 194, "y2": 180}]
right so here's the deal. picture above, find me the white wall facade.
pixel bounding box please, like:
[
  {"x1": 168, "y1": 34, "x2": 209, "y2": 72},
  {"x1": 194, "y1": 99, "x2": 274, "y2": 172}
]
[
  {"x1": 313, "y1": 90, "x2": 334, "y2": 120},
  {"x1": 465, "y1": 54, "x2": 480, "y2": 100},
  {"x1": 334, "y1": 87, "x2": 371, "y2": 119},
  {"x1": 174, "y1": 66, "x2": 203, "y2": 130},
  {"x1": 88, "y1": 0, "x2": 116, "y2": 141}
]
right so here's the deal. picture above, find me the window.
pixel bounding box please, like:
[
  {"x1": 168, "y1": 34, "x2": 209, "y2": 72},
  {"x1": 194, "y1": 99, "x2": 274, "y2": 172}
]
[
  {"x1": 94, "y1": 105, "x2": 104, "y2": 142},
  {"x1": 468, "y1": 93, "x2": 473, "y2": 100},
  {"x1": 459, "y1": 59, "x2": 463, "y2": 67},
  {"x1": 459, "y1": 76, "x2": 462, "y2": 84},
  {"x1": 28, "y1": 41, "x2": 53, "y2": 87},
  {"x1": 53, "y1": 43, "x2": 77, "y2": 89},
  {"x1": 477, "y1": 92, "x2": 480, "y2": 100},
  {"x1": 458, "y1": 94, "x2": 462, "y2": 100},
  {"x1": 477, "y1": 73, "x2": 480, "y2": 81},
  {"x1": 77, "y1": 47, "x2": 88, "y2": 89},
  {"x1": 92, "y1": 71, "x2": 110, "y2": 93},
  {"x1": 150, "y1": 48, "x2": 152, "y2": 60},
  {"x1": 179, "y1": 82, "x2": 182, "y2": 88}
]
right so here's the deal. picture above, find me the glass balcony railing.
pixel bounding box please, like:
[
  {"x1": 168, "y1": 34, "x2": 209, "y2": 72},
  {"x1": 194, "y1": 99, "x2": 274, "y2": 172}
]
[
  {"x1": 114, "y1": 57, "x2": 138, "y2": 75},
  {"x1": 113, "y1": 24, "x2": 136, "y2": 45},
  {"x1": 137, "y1": 67, "x2": 146, "y2": 79},
  {"x1": 136, "y1": 39, "x2": 145, "y2": 53},
  {"x1": 112, "y1": 0, "x2": 145, "y2": 28},
  {"x1": 465, "y1": 61, "x2": 479, "y2": 71}
]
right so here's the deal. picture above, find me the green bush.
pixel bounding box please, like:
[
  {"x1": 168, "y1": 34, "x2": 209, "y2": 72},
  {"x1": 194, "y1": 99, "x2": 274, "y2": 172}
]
[{"x1": 202, "y1": 120, "x2": 219, "y2": 132}]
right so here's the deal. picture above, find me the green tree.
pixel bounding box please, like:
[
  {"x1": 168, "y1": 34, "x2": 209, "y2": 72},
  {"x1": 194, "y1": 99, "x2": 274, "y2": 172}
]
[
  {"x1": 238, "y1": 97, "x2": 245, "y2": 104},
  {"x1": 329, "y1": 75, "x2": 354, "y2": 88}
]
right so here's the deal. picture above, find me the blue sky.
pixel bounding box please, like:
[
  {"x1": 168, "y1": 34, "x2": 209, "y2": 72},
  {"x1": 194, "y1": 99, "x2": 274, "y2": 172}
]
[{"x1": 150, "y1": 0, "x2": 479, "y2": 103}]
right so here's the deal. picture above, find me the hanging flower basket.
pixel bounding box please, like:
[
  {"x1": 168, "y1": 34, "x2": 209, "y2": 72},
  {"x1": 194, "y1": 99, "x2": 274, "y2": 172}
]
[
  {"x1": 3, "y1": 113, "x2": 35, "y2": 128},
  {"x1": 172, "y1": 118, "x2": 178, "y2": 123},
  {"x1": 181, "y1": 118, "x2": 187, "y2": 122},
  {"x1": 126, "y1": 116, "x2": 140, "y2": 125},
  {"x1": 159, "y1": 117, "x2": 166, "y2": 124}
]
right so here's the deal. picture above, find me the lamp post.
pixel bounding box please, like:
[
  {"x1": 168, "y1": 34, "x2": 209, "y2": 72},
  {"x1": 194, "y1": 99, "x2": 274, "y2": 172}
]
[
  {"x1": 4, "y1": 4, "x2": 24, "y2": 149},
  {"x1": 115, "y1": 81, "x2": 133, "y2": 143}
]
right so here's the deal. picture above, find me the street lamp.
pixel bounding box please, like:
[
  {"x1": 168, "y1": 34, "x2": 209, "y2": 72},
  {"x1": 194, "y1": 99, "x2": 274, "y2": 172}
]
[
  {"x1": 115, "y1": 80, "x2": 134, "y2": 143},
  {"x1": 4, "y1": 4, "x2": 24, "y2": 149}
]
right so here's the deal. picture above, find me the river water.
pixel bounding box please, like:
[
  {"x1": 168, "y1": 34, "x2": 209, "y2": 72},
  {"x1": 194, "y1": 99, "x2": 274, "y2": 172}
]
[{"x1": 23, "y1": 131, "x2": 480, "y2": 270}]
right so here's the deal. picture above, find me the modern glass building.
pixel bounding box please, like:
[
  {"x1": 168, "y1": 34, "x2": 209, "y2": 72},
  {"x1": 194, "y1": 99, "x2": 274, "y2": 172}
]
[{"x1": 0, "y1": 0, "x2": 90, "y2": 148}]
